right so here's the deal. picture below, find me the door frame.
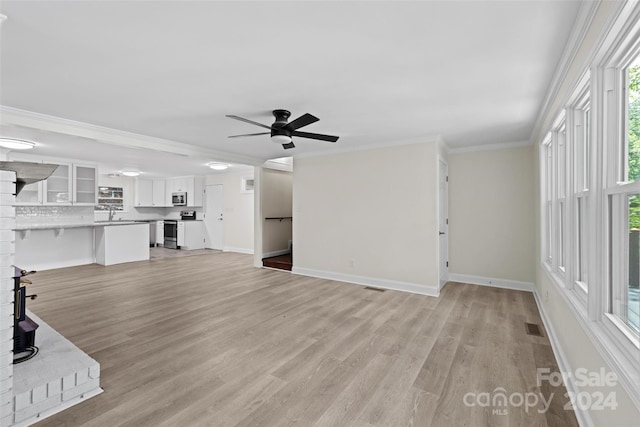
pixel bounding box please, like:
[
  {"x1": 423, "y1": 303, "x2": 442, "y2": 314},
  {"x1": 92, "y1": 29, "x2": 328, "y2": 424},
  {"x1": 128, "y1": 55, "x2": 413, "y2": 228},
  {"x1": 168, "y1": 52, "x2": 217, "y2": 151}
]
[{"x1": 438, "y1": 156, "x2": 449, "y2": 289}]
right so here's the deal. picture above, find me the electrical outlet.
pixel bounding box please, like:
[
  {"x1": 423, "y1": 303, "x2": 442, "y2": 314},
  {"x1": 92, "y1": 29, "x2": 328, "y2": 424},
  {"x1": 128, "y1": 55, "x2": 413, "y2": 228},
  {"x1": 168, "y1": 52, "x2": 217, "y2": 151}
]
[{"x1": 349, "y1": 259, "x2": 355, "y2": 268}]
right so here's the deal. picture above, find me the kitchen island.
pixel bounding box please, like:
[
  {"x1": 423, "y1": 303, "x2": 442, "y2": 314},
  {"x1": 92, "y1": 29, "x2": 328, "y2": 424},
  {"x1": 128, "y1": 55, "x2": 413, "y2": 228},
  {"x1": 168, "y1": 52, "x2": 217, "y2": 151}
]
[
  {"x1": 94, "y1": 222, "x2": 149, "y2": 266},
  {"x1": 14, "y1": 221, "x2": 150, "y2": 270}
]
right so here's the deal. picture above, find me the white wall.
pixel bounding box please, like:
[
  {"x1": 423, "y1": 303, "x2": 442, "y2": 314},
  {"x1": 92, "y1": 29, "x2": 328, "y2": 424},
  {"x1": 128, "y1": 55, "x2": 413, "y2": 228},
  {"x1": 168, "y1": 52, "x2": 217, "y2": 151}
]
[
  {"x1": 448, "y1": 145, "x2": 535, "y2": 284},
  {"x1": 261, "y1": 168, "x2": 292, "y2": 256},
  {"x1": 293, "y1": 142, "x2": 440, "y2": 294},
  {"x1": 530, "y1": 1, "x2": 640, "y2": 424},
  {"x1": 205, "y1": 172, "x2": 254, "y2": 253}
]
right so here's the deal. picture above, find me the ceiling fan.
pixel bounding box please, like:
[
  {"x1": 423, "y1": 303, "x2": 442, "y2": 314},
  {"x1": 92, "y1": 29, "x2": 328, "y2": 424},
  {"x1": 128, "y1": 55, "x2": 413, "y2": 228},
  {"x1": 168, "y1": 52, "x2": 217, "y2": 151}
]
[{"x1": 226, "y1": 109, "x2": 339, "y2": 150}]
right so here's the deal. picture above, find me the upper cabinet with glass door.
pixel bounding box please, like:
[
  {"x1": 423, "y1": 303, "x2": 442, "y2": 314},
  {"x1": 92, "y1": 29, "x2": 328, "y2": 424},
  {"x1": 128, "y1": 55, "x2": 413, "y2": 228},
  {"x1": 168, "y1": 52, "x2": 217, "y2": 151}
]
[
  {"x1": 73, "y1": 164, "x2": 97, "y2": 205},
  {"x1": 8, "y1": 153, "x2": 97, "y2": 206},
  {"x1": 43, "y1": 162, "x2": 72, "y2": 204}
]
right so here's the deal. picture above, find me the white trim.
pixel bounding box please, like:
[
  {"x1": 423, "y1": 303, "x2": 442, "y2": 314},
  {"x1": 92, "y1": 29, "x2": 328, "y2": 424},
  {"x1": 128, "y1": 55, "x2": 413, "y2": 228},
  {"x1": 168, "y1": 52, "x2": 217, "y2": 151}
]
[
  {"x1": 222, "y1": 246, "x2": 253, "y2": 255},
  {"x1": 12, "y1": 387, "x2": 103, "y2": 427},
  {"x1": 448, "y1": 140, "x2": 531, "y2": 154},
  {"x1": 291, "y1": 267, "x2": 439, "y2": 297},
  {"x1": 262, "y1": 159, "x2": 293, "y2": 172},
  {"x1": 0, "y1": 106, "x2": 261, "y2": 166},
  {"x1": 529, "y1": 0, "x2": 601, "y2": 145},
  {"x1": 448, "y1": 273, "x2": 534, "y2": 292},
  {"x1": 533, "y1": 291, "x2": 593, "y2": 427},
  {"x1": 293, "y1": 134, "x2": 442, "y2": 159},
  {"x1": 542, "y1": 265, "x2": 640, "y2": 413},
  {"x1": 436, "y1": 135, "x2": 451, "y2": 153},
  {"x1": 262, "y1": 249, "x2": 290, "y2": 259}
]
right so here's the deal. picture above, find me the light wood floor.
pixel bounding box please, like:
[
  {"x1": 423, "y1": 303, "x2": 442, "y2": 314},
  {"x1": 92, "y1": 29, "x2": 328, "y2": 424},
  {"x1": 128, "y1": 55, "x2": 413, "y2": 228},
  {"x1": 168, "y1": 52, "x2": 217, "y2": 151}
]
[{"x1": 27, "y1": 252, "x2": 577, "y2": 426}]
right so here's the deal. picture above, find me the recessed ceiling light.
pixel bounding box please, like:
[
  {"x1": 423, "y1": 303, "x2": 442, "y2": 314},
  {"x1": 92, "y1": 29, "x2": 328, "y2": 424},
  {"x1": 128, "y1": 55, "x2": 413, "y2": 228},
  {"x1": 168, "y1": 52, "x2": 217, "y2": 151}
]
[
  {"x1": 0, "y1": 138, "x2": 36, "y2": 150},
  {"x1": 208, "y1": 163, "x2": 229, "y2": 171},
  {"x1": 121, "y1": 170, "x2": 140, "y2": 177}
]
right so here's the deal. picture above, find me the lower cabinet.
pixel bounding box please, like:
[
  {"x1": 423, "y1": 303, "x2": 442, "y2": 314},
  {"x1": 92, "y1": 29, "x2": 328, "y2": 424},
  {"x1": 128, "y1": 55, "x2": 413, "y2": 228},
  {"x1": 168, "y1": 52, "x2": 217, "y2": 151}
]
[
  {"x1": 156, "y1": 221, "x2": 164, "y2": 246},
  {"x1": 178, "y1": 221, "x2": 204, "y2": 250}
]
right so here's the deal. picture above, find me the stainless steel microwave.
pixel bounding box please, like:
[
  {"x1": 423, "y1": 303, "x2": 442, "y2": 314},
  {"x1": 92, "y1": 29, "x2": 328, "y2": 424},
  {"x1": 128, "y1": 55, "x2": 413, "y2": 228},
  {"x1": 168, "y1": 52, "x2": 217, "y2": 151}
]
[{"x1": 171, "y1": 192, "x2": 187, "y2": 206}]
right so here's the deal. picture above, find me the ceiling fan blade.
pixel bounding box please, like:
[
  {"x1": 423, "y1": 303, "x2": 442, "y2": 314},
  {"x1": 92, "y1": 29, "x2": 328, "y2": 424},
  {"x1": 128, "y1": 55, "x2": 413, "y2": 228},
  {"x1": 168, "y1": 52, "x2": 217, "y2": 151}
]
[
  {"x1": 291, "y1": 130, "x2": 339, "y2": 143},
  {"x1": 225, "y1": 115, "x2": 272, "y2": 130},
  {"x1": 282, "y1": 142, "x2": 296, "y2": 150},
  {"x1": 228, "y1": 132, "x2": 270, "y2": 138},
  {"x1": 283, "y1": 113, "x2": 319, "y2": 131}
]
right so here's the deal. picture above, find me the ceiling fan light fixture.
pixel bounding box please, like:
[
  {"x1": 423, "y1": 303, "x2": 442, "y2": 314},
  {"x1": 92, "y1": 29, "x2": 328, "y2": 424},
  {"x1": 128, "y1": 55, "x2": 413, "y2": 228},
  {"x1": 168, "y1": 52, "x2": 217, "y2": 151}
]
[
  {"x1": 208, "y1": 162, "x2": 229, "y2": 171},
  {"x1": 121, "y1": 170, "x2": 140, "y2": 177},
  {"x1": 0, "y1": 138, "x2": 36, "y2": 150},
  {"x1": 271, "y1": 134, "x2": 292, "y2": 145}
]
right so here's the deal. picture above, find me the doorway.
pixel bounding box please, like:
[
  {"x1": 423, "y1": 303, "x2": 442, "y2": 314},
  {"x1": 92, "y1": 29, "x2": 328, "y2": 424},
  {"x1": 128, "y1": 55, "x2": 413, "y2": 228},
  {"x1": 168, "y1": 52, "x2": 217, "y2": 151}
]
[
  {"x1": 438, "y1": 158, "x2": 449, "y2": 288},
  {"x1": 204, "y1": 184, "x2": 224, "y2": 250}
]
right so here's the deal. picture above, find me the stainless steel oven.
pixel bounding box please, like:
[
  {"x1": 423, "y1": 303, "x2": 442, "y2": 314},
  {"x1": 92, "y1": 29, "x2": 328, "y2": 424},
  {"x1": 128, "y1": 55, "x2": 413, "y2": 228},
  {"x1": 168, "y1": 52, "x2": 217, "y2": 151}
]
[{"x1": 164, "y1": 220, "x2": 178, "y2": 249}]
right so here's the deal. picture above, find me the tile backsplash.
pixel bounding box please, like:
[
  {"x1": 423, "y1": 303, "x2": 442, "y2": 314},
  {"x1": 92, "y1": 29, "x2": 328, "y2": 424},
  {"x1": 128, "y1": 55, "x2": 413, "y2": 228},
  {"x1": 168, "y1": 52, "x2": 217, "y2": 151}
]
[{"x1": 15, "y1": 206, "x2": 94, "y2": 225}]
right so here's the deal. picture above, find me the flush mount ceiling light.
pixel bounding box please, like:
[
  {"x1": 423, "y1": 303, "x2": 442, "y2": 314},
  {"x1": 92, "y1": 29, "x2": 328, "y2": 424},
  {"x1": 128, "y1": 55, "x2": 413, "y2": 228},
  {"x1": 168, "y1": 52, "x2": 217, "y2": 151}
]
[
  {"x1": 121, "y1": 170, "x2": 140, "y2": 177},
  {"x1": 208, "y1": 162, "x2": 229, "y2": 171},
  {"x1": 0, "y1": 138, "x2": 36, "y2": 150}
]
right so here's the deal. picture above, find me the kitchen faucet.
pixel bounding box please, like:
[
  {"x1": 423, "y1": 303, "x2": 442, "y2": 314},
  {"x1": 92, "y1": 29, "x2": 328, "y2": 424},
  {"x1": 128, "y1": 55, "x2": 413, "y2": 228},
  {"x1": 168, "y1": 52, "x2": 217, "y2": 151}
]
[{"x1": 102, "y1": 204, "x2": 116, "y2": 221}]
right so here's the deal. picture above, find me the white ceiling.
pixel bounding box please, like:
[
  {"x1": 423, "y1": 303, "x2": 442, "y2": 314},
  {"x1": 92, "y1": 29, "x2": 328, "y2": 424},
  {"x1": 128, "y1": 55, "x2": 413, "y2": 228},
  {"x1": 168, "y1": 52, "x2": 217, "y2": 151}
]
[{"x1": 0, "y1": 0, "x2": 583, "y2": 176}]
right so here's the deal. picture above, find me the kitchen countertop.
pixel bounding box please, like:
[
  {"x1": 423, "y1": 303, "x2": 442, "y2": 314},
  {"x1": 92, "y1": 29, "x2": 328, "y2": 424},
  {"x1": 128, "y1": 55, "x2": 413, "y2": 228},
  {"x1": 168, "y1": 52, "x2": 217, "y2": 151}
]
[{"x1": 13, "y1": 221, "x2": 147, "y2": 231}]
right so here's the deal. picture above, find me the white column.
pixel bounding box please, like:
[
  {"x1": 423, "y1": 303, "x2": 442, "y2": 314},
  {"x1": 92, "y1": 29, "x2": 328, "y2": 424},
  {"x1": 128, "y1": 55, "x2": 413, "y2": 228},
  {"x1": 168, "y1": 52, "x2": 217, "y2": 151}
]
[{"x1": 0, "y1": 170, "x2": 16, "y2": 427}]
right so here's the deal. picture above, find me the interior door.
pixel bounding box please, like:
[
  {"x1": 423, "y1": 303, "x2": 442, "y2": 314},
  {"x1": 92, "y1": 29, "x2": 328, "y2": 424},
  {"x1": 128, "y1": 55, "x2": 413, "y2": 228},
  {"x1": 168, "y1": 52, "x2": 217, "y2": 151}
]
[
  {"x1": 439, "y1": 159, "x2": 449, "y2": 288},
  {"x1": 204, "y1": 184, "x2": 224, "y2": 250}
]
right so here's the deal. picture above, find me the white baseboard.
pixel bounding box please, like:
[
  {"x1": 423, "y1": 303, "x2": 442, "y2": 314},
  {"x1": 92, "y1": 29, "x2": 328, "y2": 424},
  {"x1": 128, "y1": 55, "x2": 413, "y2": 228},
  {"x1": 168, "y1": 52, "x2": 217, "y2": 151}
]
[
  {"x1": 263, "y1": 249, "x2": 290, "y2": 259},
  {"x1": 533, "y1": 291, "x2": 593, "y2": 427},
  {"x1": 291, "y1": 267, "x2": 439, "y2": 297},
  {"x1": 23, "y1": 258, "x2": 96, "y2": 272},
  {"x1": 448, "y1": 273, "x2": 534, "y2": 292},
  {"x1": 222, "y1": 247, "x2": 254, "y2": 255}
]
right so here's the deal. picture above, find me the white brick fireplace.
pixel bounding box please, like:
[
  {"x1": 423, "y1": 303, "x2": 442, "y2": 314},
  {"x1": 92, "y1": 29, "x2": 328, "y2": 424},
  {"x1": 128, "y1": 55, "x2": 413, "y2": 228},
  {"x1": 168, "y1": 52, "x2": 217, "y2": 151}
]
[{"x1": 0, "y1": 168, "x2": 102, "y2": 426}]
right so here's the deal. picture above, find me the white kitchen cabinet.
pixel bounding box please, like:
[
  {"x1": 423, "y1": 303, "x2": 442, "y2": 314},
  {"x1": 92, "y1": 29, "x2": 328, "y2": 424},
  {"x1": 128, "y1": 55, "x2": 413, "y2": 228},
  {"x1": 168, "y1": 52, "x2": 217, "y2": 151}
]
[
  {"x1": 134, "y1": 179, "x2": 153, "y2": 207},
  {"x1": 72, "y1": 164, "x2": 98, "y2": 205},
  {"x1": 15, "y1": 181, "x2": 42, "y2": 205},
  {"x1": 188, "y1": 177, "x2": 204, "y2": 207},
  {"x1": 156, "y1": 220, "x2": 164, "y2": 245},
  {"x1": 177, "y1": 221, "x2": 185, "y2": 247},
  {"x1": 152, "y1": 179, "x2": 167, "y2": 206},
  {"x1": 135, "y1": 179, "x2": 168, "y2": 207},
  {"x1": 9, "y1": 152, "x2": 96, "y2": 206},
  {"x1": 165, "y1": 176, "x2": 203, "y2": 207},
  {"x1": 178, "y1": 221, "x2": 204, "y2": 250},
  {"x1": 44, "y1": 162, "x2": 72, "y2": 204}
]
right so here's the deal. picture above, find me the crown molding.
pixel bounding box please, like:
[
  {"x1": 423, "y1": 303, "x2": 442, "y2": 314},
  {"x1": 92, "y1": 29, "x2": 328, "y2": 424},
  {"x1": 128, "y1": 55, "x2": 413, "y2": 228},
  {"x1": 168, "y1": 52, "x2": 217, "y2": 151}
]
[
  {"x1": 293, "y1": 134, "x2": 442, "y2": 159},
  {"x1": 448, "y1": 140, "x2": 532, "y2": 154},
  {"x1": 529, "y1": 0, "x2": 622, "y2": 144},
  {"x1": 0, "y1": 106, "x2": 263, "y2": 166}
]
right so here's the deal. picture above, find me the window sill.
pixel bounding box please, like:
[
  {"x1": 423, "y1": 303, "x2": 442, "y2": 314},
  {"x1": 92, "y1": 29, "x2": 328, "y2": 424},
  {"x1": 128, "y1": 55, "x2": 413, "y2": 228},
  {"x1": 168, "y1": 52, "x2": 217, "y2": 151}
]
[{"x1": 541, "y1": 264, "x2": 640, "y2": 412}]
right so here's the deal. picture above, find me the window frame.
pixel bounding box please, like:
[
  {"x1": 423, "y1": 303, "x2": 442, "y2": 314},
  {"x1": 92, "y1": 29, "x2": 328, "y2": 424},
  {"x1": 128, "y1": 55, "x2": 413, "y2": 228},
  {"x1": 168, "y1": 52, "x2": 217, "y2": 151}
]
[{"x1": 539, "y1": 2, "x2": 640, "y2": 407}]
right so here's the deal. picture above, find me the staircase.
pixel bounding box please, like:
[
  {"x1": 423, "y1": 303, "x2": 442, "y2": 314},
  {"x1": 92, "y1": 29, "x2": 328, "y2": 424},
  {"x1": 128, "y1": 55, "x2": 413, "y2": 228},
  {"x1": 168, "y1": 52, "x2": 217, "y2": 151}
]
[{"x1": 262, "y1": 253, "x2": 292, "y2": 271}]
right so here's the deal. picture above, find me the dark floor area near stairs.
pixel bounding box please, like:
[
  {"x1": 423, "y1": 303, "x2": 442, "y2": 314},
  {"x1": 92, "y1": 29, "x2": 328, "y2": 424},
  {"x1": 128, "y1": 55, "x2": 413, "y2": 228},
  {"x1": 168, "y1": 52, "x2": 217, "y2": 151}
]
[{"x1": 262, "y1": 254, "x2": 292, "y2": 271}]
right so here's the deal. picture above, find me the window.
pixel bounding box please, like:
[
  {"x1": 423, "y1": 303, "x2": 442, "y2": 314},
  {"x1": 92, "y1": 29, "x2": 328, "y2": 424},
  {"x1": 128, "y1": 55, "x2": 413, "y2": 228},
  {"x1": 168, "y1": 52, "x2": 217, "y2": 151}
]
[
  {"x1": 241, "y1": 176, "x2": 254, "y2": 193},
  {"x1": 539, "y1": 2, "x2": 640, "y2": 407},
  {"x1": 609, "y1": 57, "x2": 640, "y2": 333},
  {"x1": 96, "y1": 186, "x2": 124, "y2": 211},
  {"x1": 572, "y1": 83, "x2": 591, "y2": 295}
]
